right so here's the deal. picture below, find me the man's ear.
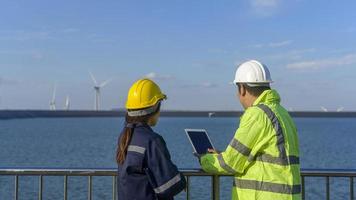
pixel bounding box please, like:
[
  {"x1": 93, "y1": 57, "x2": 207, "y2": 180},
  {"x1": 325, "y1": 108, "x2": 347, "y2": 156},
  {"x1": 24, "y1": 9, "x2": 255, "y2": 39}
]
[{"x1": 239, "y1": 84, "x2": 247, "y2": 96}]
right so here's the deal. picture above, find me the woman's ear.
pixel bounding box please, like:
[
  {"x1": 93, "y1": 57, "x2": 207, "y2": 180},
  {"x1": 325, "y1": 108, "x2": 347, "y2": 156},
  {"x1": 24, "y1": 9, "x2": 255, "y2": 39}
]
[{"x1": 147, "y1": 111, "x2": 160, "y2": 126}]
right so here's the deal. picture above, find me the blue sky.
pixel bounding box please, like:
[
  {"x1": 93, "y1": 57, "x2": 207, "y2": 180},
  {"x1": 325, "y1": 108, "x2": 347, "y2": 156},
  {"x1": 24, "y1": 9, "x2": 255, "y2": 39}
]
[{"x1": 0, "y1": 0, "x2": 355, "y2": 111}]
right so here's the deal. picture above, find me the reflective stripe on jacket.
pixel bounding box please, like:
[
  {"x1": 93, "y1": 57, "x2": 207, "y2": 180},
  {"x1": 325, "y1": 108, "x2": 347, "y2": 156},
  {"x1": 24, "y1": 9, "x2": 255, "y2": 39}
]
[
  {"x1": 201, "y1": 90, "x2": 301, "y2": 200},
  {"x1": 117, "y1": 123, "x2": 186, "y2": 200}
]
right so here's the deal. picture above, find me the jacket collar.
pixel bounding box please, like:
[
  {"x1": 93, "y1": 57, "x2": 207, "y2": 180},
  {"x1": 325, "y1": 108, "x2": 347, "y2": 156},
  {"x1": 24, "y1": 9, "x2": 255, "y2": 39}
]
[
  {"x1": 125, "y1": 122, "x2": 153, "y2": 131},
  {"x1": 253, "y1": 89, "x2": 281, "y2": 106}
]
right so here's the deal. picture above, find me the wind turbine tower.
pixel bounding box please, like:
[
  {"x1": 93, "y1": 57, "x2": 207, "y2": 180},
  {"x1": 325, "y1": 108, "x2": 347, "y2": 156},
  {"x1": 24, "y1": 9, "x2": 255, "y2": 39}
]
[
  {"x1": 64, "y1": 96, "x2": 70, "y2": 111},
  {"x1": 89, "y1": 72, "x2": 111, "y2": 111},
  {"x1": 49, "y1": 85, "x2": 57, "y2": 111},
  {"x1": 337, "y1": 107, "x2": 344, "y2": 112}
]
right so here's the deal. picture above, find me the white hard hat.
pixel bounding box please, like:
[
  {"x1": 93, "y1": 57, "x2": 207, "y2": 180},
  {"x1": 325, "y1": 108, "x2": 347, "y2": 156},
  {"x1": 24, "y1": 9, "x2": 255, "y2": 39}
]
[{"x1": 233, "y1": 60, "x2": 273, "y2": 87}]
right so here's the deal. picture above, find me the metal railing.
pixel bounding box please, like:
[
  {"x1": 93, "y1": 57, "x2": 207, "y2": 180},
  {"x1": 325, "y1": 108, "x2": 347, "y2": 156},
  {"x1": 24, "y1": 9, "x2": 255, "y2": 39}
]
[
  {"x1": 0, "y1": 168, "x2": 355, "y2": 200},
  {"x1": 301, "y1": 169, "x2": 355, "y2": 200}
]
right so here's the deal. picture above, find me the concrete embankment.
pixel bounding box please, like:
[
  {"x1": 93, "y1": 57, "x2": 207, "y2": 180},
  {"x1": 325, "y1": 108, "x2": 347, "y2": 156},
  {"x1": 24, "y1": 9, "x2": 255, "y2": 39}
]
[{"x1": 1, "y1": 110, "x2": 356, "y2": 119}]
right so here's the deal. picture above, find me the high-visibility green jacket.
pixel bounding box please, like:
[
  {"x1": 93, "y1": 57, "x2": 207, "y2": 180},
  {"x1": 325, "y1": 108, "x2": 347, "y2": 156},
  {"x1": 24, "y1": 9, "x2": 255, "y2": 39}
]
[{"x1": 201, "y1": 90, "x2": 301, "y2": 200}]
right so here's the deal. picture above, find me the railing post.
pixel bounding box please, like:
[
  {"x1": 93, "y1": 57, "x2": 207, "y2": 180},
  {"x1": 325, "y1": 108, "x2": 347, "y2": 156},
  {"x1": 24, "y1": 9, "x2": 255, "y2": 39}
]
[
  {"x1": 326, "y1": 176, "x2": 330, "y2": 200},
  {"x1": 112, "y1": 176, "x2": 117, "y2": 200},
  {"x1": 14, "y1": 175, "x2": 19, "y2": 200},
  {"x1": 186, "y1": 176, "x2": 190, "y2": 200},
  {"x1": 38, "y1": 175, "x2": 43, "y2": 200},
  {"x1": 88, "y1": 176, "x2": 92, "y2": 200},
  {"x1": 211, "y1": 175, "x2": 220, "y2": 200},
  {"x1": 64, "y1": 175, "x2": 68, "y2": 200},
  {"x1": 351, "y1": 177, "x2": 354, "y2": 200},
  {"x1": 302, "y1": 176, "x2": 305, "y2": 200}
]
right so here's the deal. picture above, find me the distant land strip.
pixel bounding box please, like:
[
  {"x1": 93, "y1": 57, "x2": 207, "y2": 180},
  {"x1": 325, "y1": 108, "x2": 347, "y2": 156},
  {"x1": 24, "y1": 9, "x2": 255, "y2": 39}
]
[{"x1": 1, "y1": 110, "x2": 356, "y2": 119}]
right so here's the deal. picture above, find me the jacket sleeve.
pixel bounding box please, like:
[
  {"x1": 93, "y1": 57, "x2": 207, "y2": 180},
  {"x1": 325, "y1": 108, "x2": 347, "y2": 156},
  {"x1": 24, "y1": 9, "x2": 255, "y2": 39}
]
[
  {"x1": 145, "y1": 136, "x2": 186, "y2": 198},
  {"x1": 200, "y1": 107, "x2": 267, "y2": 175}
]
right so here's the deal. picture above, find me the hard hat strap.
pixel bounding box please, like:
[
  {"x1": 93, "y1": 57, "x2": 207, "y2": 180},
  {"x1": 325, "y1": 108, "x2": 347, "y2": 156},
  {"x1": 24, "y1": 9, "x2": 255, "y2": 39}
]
[{"x1": 127, "y1": 103, "x2": 160, "y2": 117}]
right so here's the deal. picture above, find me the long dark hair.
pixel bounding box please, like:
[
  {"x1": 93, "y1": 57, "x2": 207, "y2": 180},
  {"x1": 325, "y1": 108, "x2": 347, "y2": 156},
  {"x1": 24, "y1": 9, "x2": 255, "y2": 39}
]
[{"x1": 116, "y1": 103, "x2": 161, "y2": 165}]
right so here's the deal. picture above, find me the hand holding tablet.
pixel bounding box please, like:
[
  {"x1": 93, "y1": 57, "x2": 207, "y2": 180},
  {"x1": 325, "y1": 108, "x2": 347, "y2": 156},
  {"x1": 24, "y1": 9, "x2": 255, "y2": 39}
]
[{"x1": 184, "y1": 129, "x2": 216, "y2": 156}]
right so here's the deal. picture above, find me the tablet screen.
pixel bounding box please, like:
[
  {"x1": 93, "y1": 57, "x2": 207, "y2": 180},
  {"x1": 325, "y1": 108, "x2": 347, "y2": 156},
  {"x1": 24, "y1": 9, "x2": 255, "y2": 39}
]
[{"x1": 186, "y1": 130, "x2": 214, "y2": 155}]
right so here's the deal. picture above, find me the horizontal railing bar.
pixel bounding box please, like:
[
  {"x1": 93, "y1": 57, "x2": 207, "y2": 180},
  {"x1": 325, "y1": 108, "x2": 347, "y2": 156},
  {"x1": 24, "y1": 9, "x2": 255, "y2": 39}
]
[
  {"x1": 301, "y1": 169, "x2": 356, "y2": 177},
  {"x1": 0, "y1": 169, "x2": 117, "y2": 176},
  {"x1": 1, "y1": 168, "x2": 356, "y2": 177}
]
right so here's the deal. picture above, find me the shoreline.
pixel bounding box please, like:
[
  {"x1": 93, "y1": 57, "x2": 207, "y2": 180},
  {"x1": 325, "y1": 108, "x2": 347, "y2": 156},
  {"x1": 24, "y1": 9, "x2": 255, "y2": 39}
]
[{"x1": 1, "y1": 110, "x2": 356, "y2": 119}]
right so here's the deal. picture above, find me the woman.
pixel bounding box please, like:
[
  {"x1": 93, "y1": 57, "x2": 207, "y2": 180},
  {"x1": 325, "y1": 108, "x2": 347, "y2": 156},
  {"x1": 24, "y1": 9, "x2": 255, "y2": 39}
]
[{"x1": 116, "y1": 78, "x2": 186, "y2": 200}]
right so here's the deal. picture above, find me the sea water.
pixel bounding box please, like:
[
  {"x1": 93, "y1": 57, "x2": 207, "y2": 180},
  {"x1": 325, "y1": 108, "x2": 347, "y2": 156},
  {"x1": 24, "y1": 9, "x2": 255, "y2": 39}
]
[{"x1": 0, "y1": 117, "x2": 356, "y2": 199}]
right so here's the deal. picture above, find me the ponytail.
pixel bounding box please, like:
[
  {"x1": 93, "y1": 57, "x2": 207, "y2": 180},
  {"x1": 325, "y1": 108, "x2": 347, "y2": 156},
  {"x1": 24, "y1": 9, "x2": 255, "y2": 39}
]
[{"x1": 116, "y1": 126, "x2": 134, "y2": 165}]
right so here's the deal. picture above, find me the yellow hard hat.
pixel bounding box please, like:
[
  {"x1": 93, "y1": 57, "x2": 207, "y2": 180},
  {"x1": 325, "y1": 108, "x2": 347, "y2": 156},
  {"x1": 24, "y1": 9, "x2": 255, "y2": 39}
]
[{"x1": 125, "y1": 78, "x2": 166, "y2": 112}]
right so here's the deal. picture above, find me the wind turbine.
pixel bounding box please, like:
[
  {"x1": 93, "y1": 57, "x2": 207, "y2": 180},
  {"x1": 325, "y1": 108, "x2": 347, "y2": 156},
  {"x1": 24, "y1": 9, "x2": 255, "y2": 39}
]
[
  {"x1": 64, "y1": 95, "x2": 70, "y2": 111},
  {"x1": 49, "y1": 84, "x2": 57, "y2": 111},
  {"x1": 337, "y1": 107, "x2": 344, "y2": 112},
  {"x1": 89, "y1": 71, "x2": 111, "y2": 111},
  {"x1": 208, "y1": 112, "x2": 215, "y2": 118},
  {"x1": 320, "y1": 106, "x2": 328, "y2": 112}
]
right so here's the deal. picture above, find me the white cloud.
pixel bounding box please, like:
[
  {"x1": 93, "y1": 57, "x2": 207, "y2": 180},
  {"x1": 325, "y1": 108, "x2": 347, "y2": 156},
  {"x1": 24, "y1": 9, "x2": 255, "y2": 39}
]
[
  {"x1": 289, "y1": 48, "x2": 316, "y2": 54},
  {"x1": 0, "y1": 30, "x2": 52, "y2": 41},
  {"x1": 250, "y1": 0, "x2": 280, "y2": 16},
  {"x1": 0, "y1": 49, "x2": 44, "y2": 60},
  {"x1": 145, "y1": 72, "x2": 174, "y2": 81},
  {"x1": 251, "y1": 0, "x2": 279, "y2": 8},
  {"x1": 287, "y1": 53, "x2": 356, "y2": 69},
  {"x1": 249, "y1": 44, "x2": 264, "y2": 48},
  {"x1": 0, "y1": 77, "x2": 20, "y2": 86},
  {"x1": 61, "y1": 28, "x2": 80, "y2": 34},
  {"x1": 341, "y1": 27, "x2": 356, "y2": 33},
  {"x1": 269, "y1": 40, "x2": 293, "y2": 47},
  {"x1": 200, "y1": 82, "x2": 218, "y2": 88},
  {"x1": 249, "y1": 40, "x2": 293, "y2": 48},
  {"x1": 180, "y1": 82, "x2": 219, "y2": 89},
  {"x1": 266, "y1": 48, "x2": 316, "y2": 60},
  {"x1": 0, "y1": 28, "x2": 79, "y2": 41},
  {"x1": 87, "y1": 33, "x2": 116, "y2": 43},
  {"x1": 32, "y1": 52, "x2": 44, "y2": 60},
  {"x1": 207, "y1": 48, "x2": 229, "y2": 54}
]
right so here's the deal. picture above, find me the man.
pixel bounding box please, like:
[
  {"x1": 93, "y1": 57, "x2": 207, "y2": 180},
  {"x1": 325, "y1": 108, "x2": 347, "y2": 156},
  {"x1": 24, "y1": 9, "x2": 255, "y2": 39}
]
[{"x1": 200, "y1": 60, "x2": 301, "y2": 200}]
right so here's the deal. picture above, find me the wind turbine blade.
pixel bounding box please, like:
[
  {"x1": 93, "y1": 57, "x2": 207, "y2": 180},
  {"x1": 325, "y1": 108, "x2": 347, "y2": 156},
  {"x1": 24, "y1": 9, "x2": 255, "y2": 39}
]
[
  {"x1": 89, "y1": 71, "x2": 98, "y2": 85},
  {"x1": 100, "y1": 78, "x2": 112, "y2": 87}
]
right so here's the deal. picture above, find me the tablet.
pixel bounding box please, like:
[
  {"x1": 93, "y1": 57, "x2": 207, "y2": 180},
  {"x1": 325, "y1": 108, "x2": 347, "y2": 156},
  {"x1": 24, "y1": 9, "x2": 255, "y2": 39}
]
[{"x1": 185, "y1": 129, "x2": 215, "y2": 155}]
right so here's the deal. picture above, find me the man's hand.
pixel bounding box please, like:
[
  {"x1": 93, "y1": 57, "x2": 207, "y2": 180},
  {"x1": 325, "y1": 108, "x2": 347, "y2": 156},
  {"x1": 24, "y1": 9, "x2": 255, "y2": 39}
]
[{"x1": 207, "y1": 148, "x2": 220, "y2": 154}]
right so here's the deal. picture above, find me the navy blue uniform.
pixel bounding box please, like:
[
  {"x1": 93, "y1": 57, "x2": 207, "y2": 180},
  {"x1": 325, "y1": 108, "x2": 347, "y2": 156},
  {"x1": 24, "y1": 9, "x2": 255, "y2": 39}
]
[{"x1": 117, "y1": 123, "x2": 186, "y2": 200}]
